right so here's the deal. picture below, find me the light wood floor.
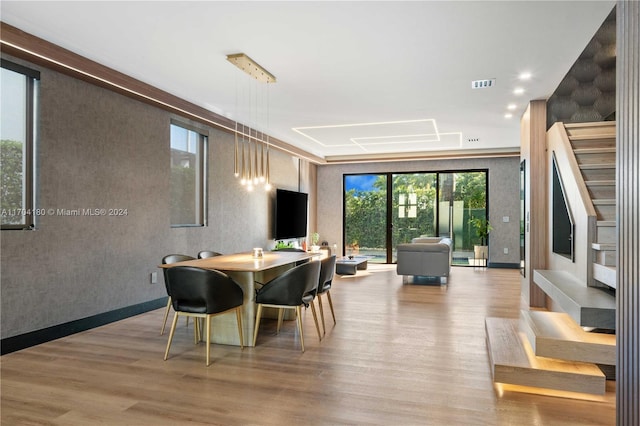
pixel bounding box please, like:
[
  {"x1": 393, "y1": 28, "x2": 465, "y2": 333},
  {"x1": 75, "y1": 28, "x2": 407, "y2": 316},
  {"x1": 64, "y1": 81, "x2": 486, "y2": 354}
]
[{"x1": 1, "y1": 265, "x2": 615, "y2": 425}]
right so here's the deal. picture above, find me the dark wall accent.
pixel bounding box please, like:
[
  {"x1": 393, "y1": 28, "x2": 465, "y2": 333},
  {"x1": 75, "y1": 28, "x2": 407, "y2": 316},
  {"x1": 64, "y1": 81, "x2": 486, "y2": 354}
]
[
  {"x1": 1, "y1": 298, "x2": 166, "y2": 355},
  {"x1": 547, "y1": 7, "x2": 616, "y2": 128}
]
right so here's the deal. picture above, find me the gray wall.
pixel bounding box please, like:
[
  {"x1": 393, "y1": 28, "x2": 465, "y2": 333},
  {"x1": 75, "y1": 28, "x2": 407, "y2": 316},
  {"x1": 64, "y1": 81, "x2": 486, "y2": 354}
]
[
  {"x1": 316, "y1": 157, "x2": 521, "y2": 264},
  {"x1": 0, "y1": 55, "x2": 309, "y2": 339}
]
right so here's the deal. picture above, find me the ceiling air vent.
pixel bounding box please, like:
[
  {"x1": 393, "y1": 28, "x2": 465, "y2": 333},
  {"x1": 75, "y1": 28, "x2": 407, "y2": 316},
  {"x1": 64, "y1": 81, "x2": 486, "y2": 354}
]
[
  {"x1": 467, "y1": 138, "x2": 480, "y2": 143},
  {"x1": 471, "y1": 79, "x2": 496, "y2": 89}
]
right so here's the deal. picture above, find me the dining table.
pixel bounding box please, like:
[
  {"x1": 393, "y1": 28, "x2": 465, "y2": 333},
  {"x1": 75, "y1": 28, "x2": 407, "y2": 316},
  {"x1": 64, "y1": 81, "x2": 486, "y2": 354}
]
[{"x1": 160, "y1": 250, "x2": 318, "y2": 346}]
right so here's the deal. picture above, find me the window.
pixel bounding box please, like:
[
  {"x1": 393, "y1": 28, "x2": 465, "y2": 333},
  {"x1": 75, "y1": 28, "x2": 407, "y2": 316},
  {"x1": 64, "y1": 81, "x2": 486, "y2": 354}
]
[
  {"x1": 344, "y1": 170, "x2": 488, "y2": 264},
  {"x1": 170, "y1": 122, "x2": 207, "y2": 227},
  {"x1": 1, "y1": 60, "x2": 39, "y2": 230}
]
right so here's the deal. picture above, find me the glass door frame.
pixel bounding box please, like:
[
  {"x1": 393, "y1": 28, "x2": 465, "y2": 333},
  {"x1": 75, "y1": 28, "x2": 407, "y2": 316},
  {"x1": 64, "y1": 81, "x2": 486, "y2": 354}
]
[{"x1": 343, "y1": 169, "x2": 489, "y2": 264}]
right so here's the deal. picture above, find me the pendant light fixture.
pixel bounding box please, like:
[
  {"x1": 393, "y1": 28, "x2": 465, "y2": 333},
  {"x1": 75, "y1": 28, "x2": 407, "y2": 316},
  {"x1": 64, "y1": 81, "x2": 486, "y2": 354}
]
[{"x1": 227, "y1": 53, "x2": 275, "y2": 191}]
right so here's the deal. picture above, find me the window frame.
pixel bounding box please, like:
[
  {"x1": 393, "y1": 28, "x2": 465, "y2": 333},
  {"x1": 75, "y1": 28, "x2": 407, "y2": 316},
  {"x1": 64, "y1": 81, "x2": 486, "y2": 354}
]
[
  {"x1": 169, "y1": 120, "x2": 208, "y2": 228},
  {"x1": 1, "y1": 59, "x2": 39, "y2": 230}
]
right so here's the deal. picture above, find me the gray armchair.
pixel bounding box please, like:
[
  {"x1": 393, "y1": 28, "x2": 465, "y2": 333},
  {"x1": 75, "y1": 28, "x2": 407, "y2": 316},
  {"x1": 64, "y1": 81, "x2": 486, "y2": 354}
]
[{"x1": 396, "y1": 237, "x2": 452, "y2": 283}]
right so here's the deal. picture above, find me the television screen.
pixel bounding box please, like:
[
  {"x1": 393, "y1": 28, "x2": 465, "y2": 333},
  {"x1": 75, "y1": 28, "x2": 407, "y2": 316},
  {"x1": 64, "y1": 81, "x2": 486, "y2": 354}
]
[{"x1": 274, "y1": 189, "x2": 308, "y2": 240}]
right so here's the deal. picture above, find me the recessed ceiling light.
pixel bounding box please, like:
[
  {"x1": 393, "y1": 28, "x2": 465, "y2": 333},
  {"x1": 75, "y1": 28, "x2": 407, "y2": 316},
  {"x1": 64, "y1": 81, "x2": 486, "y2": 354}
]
[
  {"x1": 507, "y1": 104, "x2": 517, "y2": 110},
  {"x1": 513, "y1": 88, "x2": 525, "y2": 95},
  {"x1": 504, "y1": 113, "x2": 513, "y2": 119},
  {"x1": 519, "y1": 72, "x2": 532, "y2": 80}
]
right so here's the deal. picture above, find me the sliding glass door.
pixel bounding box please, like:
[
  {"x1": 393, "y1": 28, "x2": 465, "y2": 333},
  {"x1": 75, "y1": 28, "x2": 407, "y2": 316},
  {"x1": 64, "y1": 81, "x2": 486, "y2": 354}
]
[
  {"x1": 438, "y1": 172, "x2": 488, "y2": 264},
  {"x1": 344, "y1": 174, "x2": 387, "y2": 262},
  {"x1": 391, "y1": 173, "x2": 437, "y2": 262},
  {"x1": 344, "y1": 170, "x2": 487, "y2": 265}
]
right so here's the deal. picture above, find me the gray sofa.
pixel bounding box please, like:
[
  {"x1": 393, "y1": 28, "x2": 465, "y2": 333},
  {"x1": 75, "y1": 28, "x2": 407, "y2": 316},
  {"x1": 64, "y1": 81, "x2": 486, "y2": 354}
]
[{"x1": 396, "y1": 237, "x2": 452, "y2": 282}]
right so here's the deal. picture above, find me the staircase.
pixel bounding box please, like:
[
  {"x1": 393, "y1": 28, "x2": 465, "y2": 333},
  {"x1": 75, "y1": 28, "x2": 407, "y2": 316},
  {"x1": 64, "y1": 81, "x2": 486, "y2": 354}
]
[
  {"x1": 486, "y1": 310, "x2": 614, "y2": 396},
  {"x1": 565, "y1": 122, "x2": 617, "y2": 289},
  {"x1": 485, "y1": 122, "x2": 617, "y2": 397}
]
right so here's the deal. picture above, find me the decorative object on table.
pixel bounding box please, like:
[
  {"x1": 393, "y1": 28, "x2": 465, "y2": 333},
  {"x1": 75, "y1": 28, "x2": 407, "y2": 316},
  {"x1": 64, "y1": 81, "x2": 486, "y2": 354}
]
[
  {"x1": 252, "y1": 248, "x2": 264, "y2": 258},
  {"x1": 469, "y1": 216, "x2": 492, "y2": 264},
  {"x1": 311, "y1": 232, "x2": 320, "y2": 252}
]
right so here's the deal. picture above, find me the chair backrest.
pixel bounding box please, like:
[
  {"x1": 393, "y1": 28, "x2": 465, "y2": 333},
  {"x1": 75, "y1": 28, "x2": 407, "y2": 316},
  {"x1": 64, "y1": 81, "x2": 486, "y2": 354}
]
[
  {"x1": 161, "y1": 254, "x2": 196, "y2": 295},
  {"x1": 162, "y1": 254, "x2": 196, "y2": 265},
  {"x1": 256, "y1": 260, "x2": 321, "y2": 306},
  {"x1": 318, "y1": 255, "x2": 336, "y2": 294},
  {"x1": 198, "y1": 250, "x2": 223, "y2": 259},
  {"x1": 166, "y1": 266, "x2": 244, "y2": 314}
]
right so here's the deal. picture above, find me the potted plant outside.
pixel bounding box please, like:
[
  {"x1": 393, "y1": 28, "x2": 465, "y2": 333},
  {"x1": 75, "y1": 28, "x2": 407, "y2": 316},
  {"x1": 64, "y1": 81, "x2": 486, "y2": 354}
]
[
  {"x1": 310, "y1": 232, "x2": 320, "y2": 252},
  {"x1": 469, "y1": 217, "x2": 492, "y2": 263}
]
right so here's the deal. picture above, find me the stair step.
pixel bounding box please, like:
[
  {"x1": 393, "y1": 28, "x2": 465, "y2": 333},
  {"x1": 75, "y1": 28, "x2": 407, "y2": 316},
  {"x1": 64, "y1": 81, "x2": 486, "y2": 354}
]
[
  {"x1": 580, "y1": 167, "x2": 616, "y2": 181},
  {"x1": 574, "y1": 147, "x2": 616, "y2": 154},
  {"x1": 592, "y1": 242, "x2": 616, "y2": 251},
  {"x1": 592, "y1": 199, "x2": 615, "y2": 205},
  {"x1": 592, "y1": 199, "x2": 616, "y2": 221},
  {"x1": 574, "y1": 148, "x2": 616, "y2": 165},
  {"x1": 594, "y1": 249, "x2": 616, "y2": 267},
  {"x1": 597, "y1": 220, "x2": 616, "y2": 227},
  {"x1": 533, "y1": 270, "x2": 616, "y2": 329},
  {"x1": 520, "y1": 310, "x2": 615, "y2": 365},
  {"x1": 596, "y1": 221, "x2": 616, "y2": 244},
  {"x1": 579, "y1": 163, "x2": 616, "y2": 170},
  {"x1": 569, "y1": 134, "x2": 616, "y2": 149},
  {"x1": 586, "y1": 180, "x2": 615, "y2": 186},
  {"x1": 593, "y1": 264, "x2": 617, "y2": 289},
  {"x1": 485, "y1": 317, "x2": 606, "y2": 395},
  {"x1": 565, "y1": 122, "x2": 616, "y2": 137}
]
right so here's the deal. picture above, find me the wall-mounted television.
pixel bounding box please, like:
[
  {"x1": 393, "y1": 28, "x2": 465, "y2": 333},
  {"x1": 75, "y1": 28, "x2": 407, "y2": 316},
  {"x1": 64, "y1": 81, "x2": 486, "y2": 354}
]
[
  {"x1": 274, "y1": 189, "x2": 308, "y2": 240},
  {"x1": 552, "y1": 153, "x2": 574, "y2": 261}
]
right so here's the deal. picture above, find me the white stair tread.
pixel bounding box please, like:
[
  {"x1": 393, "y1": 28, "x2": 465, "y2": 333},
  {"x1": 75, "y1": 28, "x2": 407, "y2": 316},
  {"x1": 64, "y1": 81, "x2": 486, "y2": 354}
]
[
  {"x1": 486, "y1": 317, "x2": 606, "y2": 395},
  {"x1": 586, "y1": 180, "x2": 615, "y2": 186},
  {"x1": 533, "y1": 270, "x2": 616, "y2": 329},
  {"x1": 520, "y1": 310, "x2": 615, "y2": 365},
  {"x1": 593, "y1": 264, "x2": 617, "y2": 289},
  {"x1": 597, "y1": 220, "x2": 616, "y2": 227},
  {"x1": 592, "y1": 199, "x2": 615, "y2": 205},
  {"x1": 592, "y1": 242, "x2": 616, "y2": 251},
  {"x1": 574, "y1": 147, "x2": 616, "y2": 154},
  {"x1": 579, "y1": 163, "x2": 615, "y2": 169}
]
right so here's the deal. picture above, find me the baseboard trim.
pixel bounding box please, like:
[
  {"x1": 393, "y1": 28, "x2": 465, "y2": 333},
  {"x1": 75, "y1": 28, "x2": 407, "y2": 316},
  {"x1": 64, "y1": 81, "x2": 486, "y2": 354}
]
[
  {"x1": 488, "y1": 262, "x2": 520, "y2": 269},
  {"x1": 1, "y1": 297, "x2": 167, "y2": 355}
]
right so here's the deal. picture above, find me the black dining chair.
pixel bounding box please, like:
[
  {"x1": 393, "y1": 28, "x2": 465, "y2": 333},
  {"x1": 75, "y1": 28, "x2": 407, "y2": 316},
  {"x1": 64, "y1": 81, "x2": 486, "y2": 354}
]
[
  {"x1": 197, "y1": 250, "x2": 223, "y2": 259},
  {"x1": 163, "y1": 266, "x2": 244, "y2": 366},
  {"x1": 316, "y1": 255, "x2": 337, "y2": 335},
  {"x1": 161, "y1": 254, "x2": 196, "y2": 335},
  {"x1": 252, "y1": 260, "x2": 321, "y2": 352}
]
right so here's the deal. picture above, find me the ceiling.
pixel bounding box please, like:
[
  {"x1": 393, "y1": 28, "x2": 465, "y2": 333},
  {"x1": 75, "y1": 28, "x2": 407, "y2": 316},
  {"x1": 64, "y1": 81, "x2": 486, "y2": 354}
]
[{"x1": 1, "y1": 1, "x2": 615, "y2": 162}]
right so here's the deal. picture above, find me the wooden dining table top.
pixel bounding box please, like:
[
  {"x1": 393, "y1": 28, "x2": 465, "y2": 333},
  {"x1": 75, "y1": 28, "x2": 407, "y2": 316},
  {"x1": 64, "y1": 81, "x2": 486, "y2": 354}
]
[{"x1": 159, "y1": 251, "x2": 316, "y2": 272}]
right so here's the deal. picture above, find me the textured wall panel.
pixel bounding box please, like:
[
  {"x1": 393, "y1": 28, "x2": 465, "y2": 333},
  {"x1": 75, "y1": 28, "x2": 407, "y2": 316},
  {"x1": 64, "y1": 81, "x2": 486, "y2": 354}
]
[
  {"x1": 0, "y1": 54, "x2": 304, "y2": 339},
  {"x1": 616, "y1": 2, "x2": 640, "y2": 425},
  {"x1": 316, "y1": 157, "x2": 520, "y2": 264},
  {"x1": 547, "y1": 8, "x2": 617, "y2": 127}
]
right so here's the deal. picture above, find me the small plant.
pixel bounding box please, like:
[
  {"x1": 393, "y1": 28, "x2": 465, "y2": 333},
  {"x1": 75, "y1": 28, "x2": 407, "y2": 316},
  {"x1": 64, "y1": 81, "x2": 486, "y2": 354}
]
[
  {"x1": 311, "y1": 232, "x2": 320, "y2": 246},
  {"x1": 275, "y1": 240, "x2": 293, "y2": 250},
  {"x1": 469, "y1": 217, "x2": 492, "y2": 246}
]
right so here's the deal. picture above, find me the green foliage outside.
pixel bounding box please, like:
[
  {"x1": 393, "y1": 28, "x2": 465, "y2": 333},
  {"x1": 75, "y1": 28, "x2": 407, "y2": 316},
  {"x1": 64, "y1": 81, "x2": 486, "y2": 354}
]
[
  {"x1": 0, "y1": 139, "x2": 24, "y2": 225},
  {"x1": 345, "y1": 172, "x2": 488, "y2": 254},
  {"x1": 170, "y1": 165, "x2": 196, "y2": 225}
]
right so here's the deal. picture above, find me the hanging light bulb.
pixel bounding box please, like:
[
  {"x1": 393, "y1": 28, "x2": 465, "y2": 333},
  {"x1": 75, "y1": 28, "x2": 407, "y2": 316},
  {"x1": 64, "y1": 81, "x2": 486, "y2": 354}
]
[
  {"x1": 234, "y1": 122, "x2": 239, "y2": 178},
  {"x1": 227, "y1": 53, "x2": 275, "y2": 191}
]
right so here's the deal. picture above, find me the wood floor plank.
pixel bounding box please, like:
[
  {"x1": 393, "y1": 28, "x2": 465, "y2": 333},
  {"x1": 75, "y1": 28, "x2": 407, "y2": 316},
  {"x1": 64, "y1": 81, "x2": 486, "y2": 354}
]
[{"x1": 1, "y1": 265, "x2": 615, "y2": 425}]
